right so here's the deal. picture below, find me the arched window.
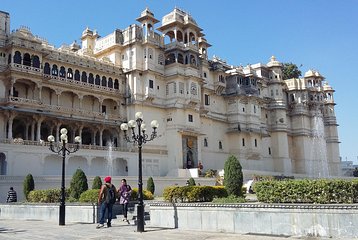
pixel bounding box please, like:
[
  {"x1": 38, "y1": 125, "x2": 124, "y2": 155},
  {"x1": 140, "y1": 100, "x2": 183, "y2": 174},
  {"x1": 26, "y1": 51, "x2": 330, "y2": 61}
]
[
  {"x1": 177, "y1": 53, "x2": 184, "y2": 64},
  {"x1": 51, "y1": 64, "x2": 58, "y2": 76},
  {"x1": 59, "y1": 66, "x2": 66, "y2": 78},
  {"x1": 81, "y1": 71, "x2": 87, "y2": 82},
  {"x1": 108, "y1": 78, "x2": 113, "y2": 88},
  {"x1": 190, "y1": 55, "x2": 196, "y2": 66},
  {"x1": 95, "y1": 75, "x2": 100, "y2": 85},
  {"x1": 74, "y1": 70, "x2": 80, "y2": 81},
  {"x1": 14, "y1": 51, "x2": 21, "y2": 64},
  {"x1": 44, "y1": 62, "x2": 50, "y2": 75},
  {"x1": 67, "y1": 68, "x2": 73, "y2": 79},
  {"x1": 165, "y1": 53, "x2": 175, "y2": 65},
  {"x1": 148, "y1": 48, "x2": 153, "y2": 59},
  {"x1": 101, "y1": 76, "x2": 107, "y2": 87},
  {"x1": 114, "y1": 79, "x2": 119, "y2": 89},
  {"x1": 23, "y1": 53, "x2": 31, "y2": 66},
  {"x1": 8, "y1": 53, "x2": 11, "y2": 64},
  {"x1": 88, "y1": 73, "x2": 94, "y2": 84},
  {"x1": 32, "y1": 55, "x2": 40, "y2": 68},
  {"x1": 158, "y1": 53, "x2": 164, "y2": 65}
]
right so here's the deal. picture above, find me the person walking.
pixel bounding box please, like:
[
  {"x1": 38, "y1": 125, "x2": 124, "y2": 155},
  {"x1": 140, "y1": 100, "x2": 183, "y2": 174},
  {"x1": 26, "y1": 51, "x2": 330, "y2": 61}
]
[
  {"x1": 96, "y1": 176, "x2": 117, "y2": 228},
  {"x1": 6, "y1": 187, "x2": 17, "y2": 203},
  {"x1": 118, "y1": 178, "x2": 132, "y2": 223}
]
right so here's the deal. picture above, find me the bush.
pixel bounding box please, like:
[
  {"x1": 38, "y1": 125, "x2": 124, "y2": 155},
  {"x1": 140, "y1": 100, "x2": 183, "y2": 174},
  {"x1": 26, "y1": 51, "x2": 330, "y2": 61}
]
[
  {"x1": 130, "y1": 188, "x2": 154, "y2": 201},
  {"x1": 254, "y1": 179, "x2": 356, "y2": 204},
  {"x1": 224, "y1": 155, "x2": 243, "y2": 197},
  {"x1": 163, "y1": 186, "x2": 229, "y2": 203},
  {"x1": 27, "y1": 188, "x2": 70, "y2": 203},
  {"x1": 69, "y1": 168, "x2": 88, "y2": 199},
  {"x1": 79, "y1": 189, "x2": 100, "y2": 203},
  {"x1": 187, "y1": 177, "x2": 196, "y2": 186},
  {"x1": 92, "y1": 176, "x2": 102, "y2": 189},
  {"x1": 146, "y1": 177, "x2": 155, "y2": 195},
  {"x1": 23, "y1": 174, "x2": 35, "y2": 200}
]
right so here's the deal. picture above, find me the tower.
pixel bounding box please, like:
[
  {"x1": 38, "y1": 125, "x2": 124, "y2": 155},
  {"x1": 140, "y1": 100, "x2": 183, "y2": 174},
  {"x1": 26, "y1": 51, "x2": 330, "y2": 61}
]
[{"x1": 266, "y1": 56, "x2": 292, "y2": 174}]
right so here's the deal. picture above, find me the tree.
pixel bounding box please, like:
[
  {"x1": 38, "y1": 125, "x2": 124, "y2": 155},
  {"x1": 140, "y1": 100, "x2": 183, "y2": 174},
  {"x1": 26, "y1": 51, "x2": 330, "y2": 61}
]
[
  {"x1": 282, "y1": 62, "x2": 302, "y2": 79},
  {"x1": 224, "y1": 155, "x2": 243, "y2": 197},
  {"x1": 146, "y1": 176, "x2": 155, "y2": 194},
  {"x1": 23, "y1": 173, "x2": 35, "y2": 200},
  {"x1": 70, "y1": 168, "x2": 88, "y2": 199},
  {"x1": 92, "y1": 176, "x2": 102, "y2": 189}
]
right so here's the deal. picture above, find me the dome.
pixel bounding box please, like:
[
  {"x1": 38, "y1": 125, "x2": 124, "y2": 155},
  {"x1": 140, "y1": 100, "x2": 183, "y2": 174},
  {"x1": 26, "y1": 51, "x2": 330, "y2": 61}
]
[
  {"x1": 266, "y1": 55, "x2": 281, "y2": 67},
  {"x1": 304, "y1": 69, "x2": 315, "y2": 78}
]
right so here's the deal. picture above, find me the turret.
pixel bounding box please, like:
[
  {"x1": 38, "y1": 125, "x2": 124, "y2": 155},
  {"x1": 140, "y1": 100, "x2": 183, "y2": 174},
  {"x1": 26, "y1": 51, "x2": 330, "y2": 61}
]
[
  {"x1": 136, "y1": 7, "x2": 159, "y2": 38},
  {"x1": 81, "y1": 27, "x2": 98, "y2": 55},
  {"x1": 267, "y1": 56, "x2": 283, "y2": 81},
  {"x1": 0, "y1": 11, "x2": 10, "y2": 47},
  {"x1": 198, "y1": 37, "x2": 211, "y2": 60}
]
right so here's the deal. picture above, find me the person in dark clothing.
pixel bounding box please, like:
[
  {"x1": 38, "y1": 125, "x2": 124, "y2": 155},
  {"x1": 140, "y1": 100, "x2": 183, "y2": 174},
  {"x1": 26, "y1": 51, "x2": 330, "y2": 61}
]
[
  {"x1": 7, "y1": 187, "x2": 17, "y2": 203},
  {"x1": 96, "y1": 176, "x2": 117, "y2": 228}
]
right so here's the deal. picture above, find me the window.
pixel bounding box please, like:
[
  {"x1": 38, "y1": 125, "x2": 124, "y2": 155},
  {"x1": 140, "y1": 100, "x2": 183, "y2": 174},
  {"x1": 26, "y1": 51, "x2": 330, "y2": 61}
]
[
  {"x1": 179, "y1": 82, "x2": 184, "y2": 94},
  {"x1": 204, "y1": 138, "x2": 208, "y2": 147},
  {"x1": 188, "y1": 114, "x2": 193, "y2": 122},
  {"x1": 271, "y1": 89, "x2": 274, "y2": 96},
  {"x1": 242, "y1": 138, "x2": 245, "y2": 147},
  {"x1": 268, "y1": 147, "x2": 271, "y2": 155},
  {"x1": 254, "y1": 139, "x2": 257, "y2": 147},
  {"x1": 203, "y1": 72, "x2": 207, "y2": 78},
  {"x1": 276, "y1": 89, "x2": 279, "y2": 95},
  {"x1": 243, "y1": 108, "x2": 245, "y2": 112},
  {"x1": 219, "y1": 141, "x2": 223, "y2": 150},
  {"x1": 204, "y1": 94, "x2": 210, "y2": 105},
  {"x1": 149, "y1": 79, "x2": 154, "y2": 89},
  {"x1": 254, "y1": 105, "x2": 256, "y2": 113}
]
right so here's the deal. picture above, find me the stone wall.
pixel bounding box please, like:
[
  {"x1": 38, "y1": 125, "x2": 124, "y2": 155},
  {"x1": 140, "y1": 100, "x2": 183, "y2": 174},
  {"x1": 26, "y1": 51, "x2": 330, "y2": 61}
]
[{"x1": 149, "y1": 202, "x2": 358, "y2": 238}]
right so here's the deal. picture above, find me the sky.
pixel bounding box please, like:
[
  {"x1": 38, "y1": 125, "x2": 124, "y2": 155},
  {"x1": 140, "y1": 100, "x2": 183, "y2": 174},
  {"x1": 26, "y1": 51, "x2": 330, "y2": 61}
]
[{"x1": 2, "y1": 0, "x2": 358, "y2": 163}]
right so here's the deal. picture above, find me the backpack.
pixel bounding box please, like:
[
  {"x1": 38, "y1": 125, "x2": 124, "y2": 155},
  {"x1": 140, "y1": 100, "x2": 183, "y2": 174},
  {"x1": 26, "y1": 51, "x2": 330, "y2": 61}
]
[{"x1": 105, "y1": 185, "x2": 116, "y2": 204}]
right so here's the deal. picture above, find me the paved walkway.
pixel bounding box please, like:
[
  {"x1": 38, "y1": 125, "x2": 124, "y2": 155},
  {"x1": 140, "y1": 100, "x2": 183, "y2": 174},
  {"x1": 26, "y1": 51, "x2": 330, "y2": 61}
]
[{"x1": 0, "y1": 218, "x2": 344, "y2": 240}]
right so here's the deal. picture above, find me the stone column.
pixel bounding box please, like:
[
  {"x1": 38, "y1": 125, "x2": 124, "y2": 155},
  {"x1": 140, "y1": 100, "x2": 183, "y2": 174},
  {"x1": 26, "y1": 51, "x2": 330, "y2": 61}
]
[
  {"x1": 31, "y1": 121, "x2": 35, "y2": 141},
  {"x1": 7, "y1": 115, "x2": 14, "y2": 139}
]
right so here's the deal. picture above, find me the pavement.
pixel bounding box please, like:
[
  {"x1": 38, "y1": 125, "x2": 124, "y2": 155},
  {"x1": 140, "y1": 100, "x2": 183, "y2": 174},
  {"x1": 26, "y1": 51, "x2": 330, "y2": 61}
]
[{"x1": 0, "y1": 218, "x2": 344, "y2": 240}]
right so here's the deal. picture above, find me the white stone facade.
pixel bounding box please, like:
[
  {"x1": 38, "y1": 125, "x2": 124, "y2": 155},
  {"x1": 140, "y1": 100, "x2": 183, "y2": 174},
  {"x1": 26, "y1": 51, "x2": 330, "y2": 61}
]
[{"x1": 0, "y1": 8, "x2": 340, "y2": 178}]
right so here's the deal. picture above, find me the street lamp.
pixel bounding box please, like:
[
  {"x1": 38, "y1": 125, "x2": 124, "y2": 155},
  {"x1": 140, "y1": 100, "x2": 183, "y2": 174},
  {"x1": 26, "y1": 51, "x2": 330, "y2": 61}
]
[
  {"x1": 47, "y1": 128, "x2": 81, "y2": 226},
  {"x1": 120, "y1": 112, "x2": 159, "y2": 232}
]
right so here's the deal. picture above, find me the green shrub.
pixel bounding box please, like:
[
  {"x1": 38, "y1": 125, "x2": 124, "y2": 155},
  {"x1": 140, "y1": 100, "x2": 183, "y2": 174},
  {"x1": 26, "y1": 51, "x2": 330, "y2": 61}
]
[
  {"x1": 146, "y1": 176, "x2": 155, "y2": 194},
  {"x1": 69, "y1": 168, "x2": 88, "y2": 199},
  {"x1": 212, "y1": 195, "x2": 246, "y2": 203},
  {"x1": 163, "y1": 186, "x2": 229, "y2": 203},
  {"x1": 27, "y1": 188, "x2": 70, "y2": 203},
  {"x1": 254, "y1": 179, "x2": 356, "y2": 204},
  {"x1": 224, "y1": 155, "x2": 243, "y2": 197},
  {"x1": 130, "y1": 188, "x2": 154, "y2": 201},
  {"x1": 23, "y1": 174, "x2": 35, "y2": 200},
  {"x1": 92, "y1": 176, "x2": 102, "y2": 189},
  {"x1": 79, "y1": 189, "x2": 100, "y2": 203},
  {"x1": 187, "y1": 177, "x2": 196, "y2": 186}
]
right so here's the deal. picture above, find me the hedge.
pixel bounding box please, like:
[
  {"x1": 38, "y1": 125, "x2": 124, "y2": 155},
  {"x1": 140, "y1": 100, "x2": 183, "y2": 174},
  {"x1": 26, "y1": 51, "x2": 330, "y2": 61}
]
[
  {"x1": 27, "y1": 188, "x2": 70, "y2": 203},
  {"x1": 163, "y1": 186, "x2": 228, "y2": 202},
  {"x1": 254, "y1": 179, "x2": 358, "y2": 204}
]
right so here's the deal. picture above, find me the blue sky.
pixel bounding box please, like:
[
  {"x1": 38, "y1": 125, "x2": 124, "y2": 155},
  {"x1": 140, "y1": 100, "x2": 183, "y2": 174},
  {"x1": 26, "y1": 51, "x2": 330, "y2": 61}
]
[{"x1": 2, "y1": 0, "x2": 358, "y2": 163}]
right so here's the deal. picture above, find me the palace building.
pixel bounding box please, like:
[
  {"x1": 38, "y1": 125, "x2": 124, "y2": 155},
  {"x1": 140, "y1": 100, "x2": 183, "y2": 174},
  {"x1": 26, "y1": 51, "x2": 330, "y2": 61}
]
[{"x1": 0, "y1": 8, "x2": 340, "y2": 178}]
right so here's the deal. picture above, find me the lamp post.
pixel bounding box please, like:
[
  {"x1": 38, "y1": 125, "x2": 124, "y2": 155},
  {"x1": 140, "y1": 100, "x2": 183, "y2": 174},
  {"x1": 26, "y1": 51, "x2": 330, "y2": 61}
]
[
  {"x1": 120, "y1": 112, "x2": 159, "y2": 232},
  {"x1": 47, "y1": 128, "x2": 81, "y2": 226}
]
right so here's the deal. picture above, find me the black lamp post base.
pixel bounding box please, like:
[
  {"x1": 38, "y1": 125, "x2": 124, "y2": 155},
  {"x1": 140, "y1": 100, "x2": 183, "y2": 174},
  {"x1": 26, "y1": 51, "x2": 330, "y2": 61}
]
[{"x1": 136, "y1": 204, "x2": 145, "y2": 232}]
